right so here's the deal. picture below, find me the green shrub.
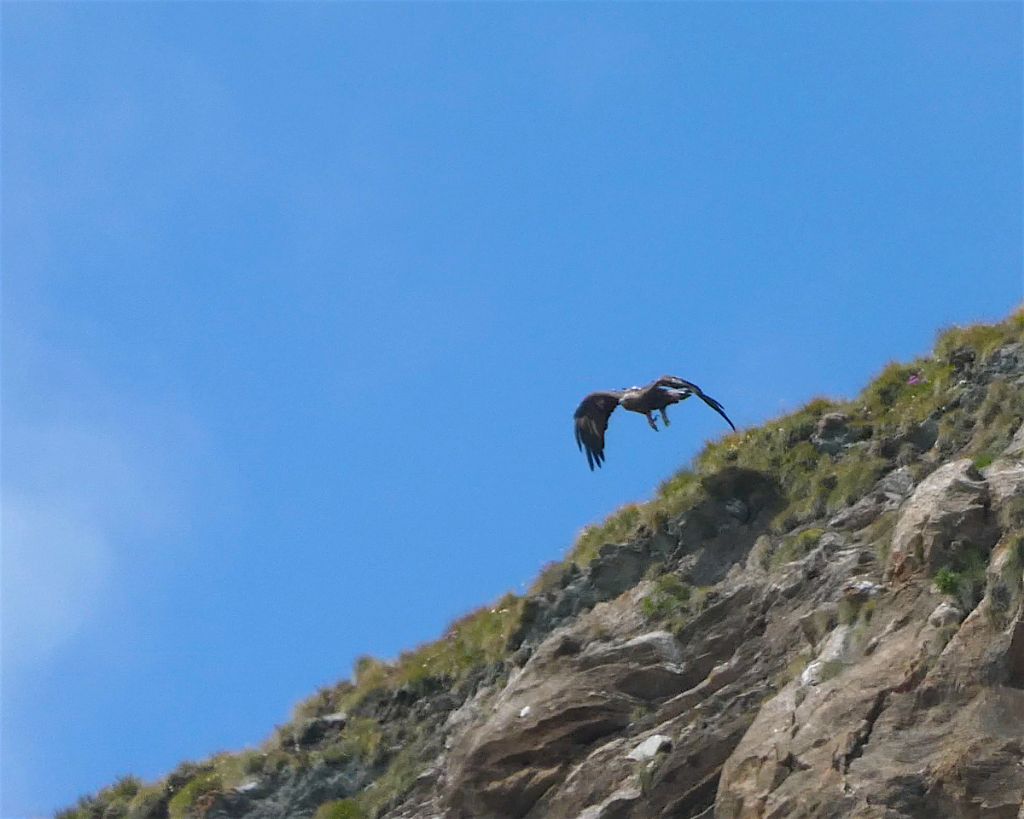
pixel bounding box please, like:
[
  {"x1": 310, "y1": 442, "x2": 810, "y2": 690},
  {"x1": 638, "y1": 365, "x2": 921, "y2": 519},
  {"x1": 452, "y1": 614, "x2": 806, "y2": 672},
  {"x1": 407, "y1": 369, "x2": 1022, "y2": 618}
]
[{"x1": 934, "y1": 567, "x2": 960, "y2": 596}]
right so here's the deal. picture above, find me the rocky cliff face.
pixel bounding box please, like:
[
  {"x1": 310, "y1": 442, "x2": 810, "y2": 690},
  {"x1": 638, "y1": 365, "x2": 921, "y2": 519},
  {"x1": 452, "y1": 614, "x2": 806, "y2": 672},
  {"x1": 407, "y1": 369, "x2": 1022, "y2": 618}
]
[{"x1": 65, "y1": 316, "x2": 1024, "y2": 819}]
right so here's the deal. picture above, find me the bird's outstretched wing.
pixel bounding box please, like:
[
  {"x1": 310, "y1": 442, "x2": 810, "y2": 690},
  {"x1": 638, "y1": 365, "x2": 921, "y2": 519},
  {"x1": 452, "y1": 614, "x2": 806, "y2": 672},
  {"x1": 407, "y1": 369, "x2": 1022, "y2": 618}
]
[
  {"x1": 651, "y1": 375, "x2": 737, "y2": 431},
  {"x1": 573, "y1": 392, "x2": 622, "y2": 470}
]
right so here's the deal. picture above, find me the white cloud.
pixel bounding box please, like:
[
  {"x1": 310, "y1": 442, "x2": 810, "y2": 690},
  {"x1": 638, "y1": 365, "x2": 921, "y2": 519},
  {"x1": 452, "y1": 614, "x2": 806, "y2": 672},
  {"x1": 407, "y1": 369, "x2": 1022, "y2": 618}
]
[
  {"x1": 1, "y1": 331, "x2": 210, "y2": 671},
  {"x1": 3, "y1": 488, "x2": 112, "y2": 667}
]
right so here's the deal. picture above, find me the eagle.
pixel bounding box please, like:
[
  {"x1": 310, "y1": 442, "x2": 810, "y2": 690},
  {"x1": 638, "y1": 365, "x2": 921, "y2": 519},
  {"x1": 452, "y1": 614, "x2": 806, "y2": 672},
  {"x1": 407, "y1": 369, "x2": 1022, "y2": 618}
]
[{"x1": 573, "y1": 375, "x2": 736, "y2": 470}]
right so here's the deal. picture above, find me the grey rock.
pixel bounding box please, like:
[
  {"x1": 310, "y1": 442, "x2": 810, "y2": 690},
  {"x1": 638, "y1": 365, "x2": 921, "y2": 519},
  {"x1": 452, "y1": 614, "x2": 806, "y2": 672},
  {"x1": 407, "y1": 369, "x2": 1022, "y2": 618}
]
[
  {"x1": 841, "y1": 577, "x2": 883, "y2": 602},
  {"x1": 909, "y1": 417, "x2": 940, "y2": 451},
  {"x1": 573, "y1": 786, "x2": 642, "y2": 819},
  {"x1": 799, "y1": 624, "x2": 853, "y2": 687},
  {"x1": 723, "y1": 498, "x2": 748, "y2": 521},
  {"x1": 811, "y1": 412, "x2": 862, "y2": 455},
  {"x1": 928, "y1": 601, "x2": 964, "y2": 627},
  {"x1": 876, "y1": 466, "x2": 916, "y2": 499},
  {"x1": 292, "y1": 711, "x2": 348, "y2": 746},
  {"x1": 745, "y1": 534, "x2": 772, "y2": 573},
  {"x1": 625, "y1": 734, "x2": 671, "y2": 762},
  {"x1": 829, "y1": 466, "x2": 916, "y2": 531},
  {"x1": 799, "y1": 604, "x2": 839, "y2": 648},
  {"x1": 590, "y1": 544, "x2": 648, "y2": 599},
  {"x1": 578, "y1": 630, "x2": 681, "y2": 668},
  {"x1": 887, "y1": 459, "x2": 996, "y2": 580},
  {"x1": 989, "y1": 342, "x2": 1024, "y2": 374},
  {"x1": 1005, "y1": 422, "x2": 1024, "y2": 458},
  {"x1": 828, "y1": 496, "x2": 885, "y2": 530},
  {"x1": 984, "y1": 458, "x2": 1024, "y2": 507}
]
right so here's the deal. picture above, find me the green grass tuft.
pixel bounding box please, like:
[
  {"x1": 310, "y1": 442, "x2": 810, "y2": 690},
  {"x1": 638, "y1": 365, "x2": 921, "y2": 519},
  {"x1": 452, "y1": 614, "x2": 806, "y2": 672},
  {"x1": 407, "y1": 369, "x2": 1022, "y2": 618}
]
[
  {"x1": 335, "y1": 717, "x2": 384, "y2": 764},
  {"x1": 968, "y1": 379, "x2": 1024, "y2": 458},
  {"x1": 935, "y1": 313, "x2": 1024, "y2": 361},
  {"x1": 935, "y1": 566, "x2": 961, "y2": 596},
  {"x1": 568, "y1": 504, "x2": 644, "y2": 567},
  {"x1": 934, "y1": 544, "x2": 989, "y2": 608},
  {"x1": 640, "y1": 574, "x2": 692, "y2": 622},
  {"x1": 771, "y1": 528, "x2": 825, "y2": 568},
  {"x1": 314, "y1": 799, "x2": 368, "y2": 819},
  {"x1": 394, "y1": 593, "x2": 523, "y2": 686},
  {"x1": 327, "y1": 593, "x2": 524, "y2": 713},
  {"x1": 355, "y1": 745, "x2": 423, "y2": 817},
  {"x1": 167, "y1": 772, "x2": 220, "y2": 819},
  {"x1": 528, "y1": 560, "x2": 571, "y2": 595},
  {"x1": 126, "y1": 783, "x2": 165, "y2": 819},
  {"x1": 972, "y1": 452, "x2": 995, "y2": 471}
]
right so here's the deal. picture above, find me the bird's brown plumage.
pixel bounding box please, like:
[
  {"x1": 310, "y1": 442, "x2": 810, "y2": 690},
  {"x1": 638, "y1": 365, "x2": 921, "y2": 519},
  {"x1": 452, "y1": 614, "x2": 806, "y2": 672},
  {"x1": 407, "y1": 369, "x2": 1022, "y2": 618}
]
[
  {"x1": 573, "y1": 391, "x2": 624, "y2": 470},
  {"x1": 573, "y1": 375, "x2": 735, "y2": 469}
]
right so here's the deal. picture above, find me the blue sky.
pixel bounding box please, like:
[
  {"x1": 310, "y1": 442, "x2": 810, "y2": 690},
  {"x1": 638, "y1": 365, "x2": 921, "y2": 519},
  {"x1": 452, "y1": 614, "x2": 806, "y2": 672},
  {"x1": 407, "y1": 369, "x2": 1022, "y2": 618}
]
[{"x1": 2, "y1": 3, "x2": 1021, "y2": 816}]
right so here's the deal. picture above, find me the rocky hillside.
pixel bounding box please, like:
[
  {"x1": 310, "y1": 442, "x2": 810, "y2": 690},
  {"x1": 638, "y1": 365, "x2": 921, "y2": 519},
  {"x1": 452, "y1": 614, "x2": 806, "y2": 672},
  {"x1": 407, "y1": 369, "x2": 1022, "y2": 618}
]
[{"x1": 63, "y1": 313, "x2": 1024, "y2": 819}]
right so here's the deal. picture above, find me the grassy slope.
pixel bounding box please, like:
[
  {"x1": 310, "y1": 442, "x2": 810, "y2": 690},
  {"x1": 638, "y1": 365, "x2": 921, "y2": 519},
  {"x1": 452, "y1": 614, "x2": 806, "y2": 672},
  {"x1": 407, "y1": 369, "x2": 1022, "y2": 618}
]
[{"x1": 59, "y1": 310, "x2": 1024, "y2": 819}]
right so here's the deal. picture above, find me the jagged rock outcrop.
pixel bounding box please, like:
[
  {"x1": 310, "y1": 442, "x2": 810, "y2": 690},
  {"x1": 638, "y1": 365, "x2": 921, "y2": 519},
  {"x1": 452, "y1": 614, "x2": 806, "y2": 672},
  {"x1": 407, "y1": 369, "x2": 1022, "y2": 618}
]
[
  {"x1": 384, "y1": 330, "x2": 1024, "y2": 819},
  {"x1": 886, "y1": 459, "x2": 996, "y2": 581},
  {"x1": 61, "y1": 317, "x2": 1024, "y2": 819}
]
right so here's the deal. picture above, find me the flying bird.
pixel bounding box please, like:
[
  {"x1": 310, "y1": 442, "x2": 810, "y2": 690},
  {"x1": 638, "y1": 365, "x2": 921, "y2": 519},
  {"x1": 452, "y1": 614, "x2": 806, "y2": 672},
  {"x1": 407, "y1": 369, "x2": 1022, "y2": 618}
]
[{"x1": 574, "y1": 375, "x2": 736, "y2": 470}]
